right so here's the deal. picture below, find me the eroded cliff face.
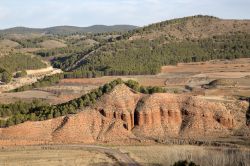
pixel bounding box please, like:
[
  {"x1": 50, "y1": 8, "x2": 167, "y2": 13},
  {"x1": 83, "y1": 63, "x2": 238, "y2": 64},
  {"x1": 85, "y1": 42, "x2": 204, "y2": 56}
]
[
  {"x1": 0, "y1": 84, "x2": 249, "y2": 146},
  {"x1": 0, "y1": 109, "x2": 136, "y2": 145},
  {"x1": 133, "y1": 94, "x2": 248, "y2": 139},
  {"x1": 94, "y1": 84, "x2": 141, "y2": 131}
]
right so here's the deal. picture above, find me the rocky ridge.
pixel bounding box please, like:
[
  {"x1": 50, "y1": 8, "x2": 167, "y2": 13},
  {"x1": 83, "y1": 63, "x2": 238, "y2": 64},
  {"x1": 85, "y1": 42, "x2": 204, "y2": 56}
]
[{"x1": 0, "y1": 84, "x2": 249, "y2": 146}]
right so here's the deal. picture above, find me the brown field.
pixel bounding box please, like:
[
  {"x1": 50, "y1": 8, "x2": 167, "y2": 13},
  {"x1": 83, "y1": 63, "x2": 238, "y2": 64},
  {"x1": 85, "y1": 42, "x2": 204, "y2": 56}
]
[
  {"x1": 161, "y1": 58, "x2": 250, "y2": 74},
  {"x1": 60, "y1": 76, "x2": 167, "y2": 87},
  {"x1": 61, "y1": 58, "x2": 250, "y2": 86},
  {"x1": 59, "y1": 58, "x2": 250, "y2": 100}
]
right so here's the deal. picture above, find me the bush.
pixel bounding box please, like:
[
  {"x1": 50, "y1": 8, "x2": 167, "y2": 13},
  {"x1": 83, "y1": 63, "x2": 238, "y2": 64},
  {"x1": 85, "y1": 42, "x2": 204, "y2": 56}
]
[
  {"x1": 125, "y1": 79, "x2": 166, "y2": 94},
  {"x1": 246, "y1": 97, "x2": 250, "y2": 125},
  {"x1": 0, "y1": 71, "x2": 12, "y2": 83},
  {"x1": 15, "y1": 70, "x2": 27, "y2": 78},
  {"x1": 173, "y1": 160, "x2": 199, "y2": 166}
]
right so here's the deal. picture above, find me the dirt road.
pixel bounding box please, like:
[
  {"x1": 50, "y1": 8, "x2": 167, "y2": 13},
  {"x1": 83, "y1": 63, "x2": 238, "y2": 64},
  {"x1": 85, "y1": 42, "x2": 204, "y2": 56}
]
[{"x1": 36, "y1": 144, "x2": 139, "y2": 166}]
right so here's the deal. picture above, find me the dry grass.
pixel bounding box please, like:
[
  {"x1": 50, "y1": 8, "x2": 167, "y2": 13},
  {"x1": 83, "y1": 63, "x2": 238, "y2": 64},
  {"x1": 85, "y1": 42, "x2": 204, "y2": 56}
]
[
  {"x1": 0, "y1": 39, "x2": 20, "y2": 48},
  {"x1": 0, "y1": 146, "x2": 117, "y2": 166},
  {"x1": 117, "y1": 145, "x2": 250, "y2": 166},
  {"x1": 38, "y1": 40, "x2": 67, "y2": 49}
]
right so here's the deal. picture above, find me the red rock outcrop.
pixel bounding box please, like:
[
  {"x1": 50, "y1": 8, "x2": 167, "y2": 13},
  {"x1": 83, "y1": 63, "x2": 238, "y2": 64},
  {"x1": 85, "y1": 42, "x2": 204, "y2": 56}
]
[
  {"x1": 133, "y1": 94, "x2": 247, "y2": 139},
  {"x1": 94, "y1": 84, "x2": 141, "y2": 131},
  {"x1": 0, "y1": 84, "x2": 249, "y2": 146},
  {"x1": 0, "y1": 109, "x2": 136, "y2": 145}
]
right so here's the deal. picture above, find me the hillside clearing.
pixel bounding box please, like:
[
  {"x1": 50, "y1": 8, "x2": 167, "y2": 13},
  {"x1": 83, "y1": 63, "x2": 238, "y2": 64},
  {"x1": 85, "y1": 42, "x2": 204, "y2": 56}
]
[{"x1": 38, "y1": 40, "x2": 67, "y2": 49}]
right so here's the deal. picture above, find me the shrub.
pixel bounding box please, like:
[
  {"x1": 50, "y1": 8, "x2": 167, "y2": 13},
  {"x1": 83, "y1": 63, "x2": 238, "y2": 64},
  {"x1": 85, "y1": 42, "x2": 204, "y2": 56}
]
[
  {"x1": 0, "y1": 70, "x2": 12, "y2": 83},
  {"x1": 173, "y1": 160, "x2": 199, "y2": 166},
  {"x1": 15, "y1": 70, "x2": 27, "y2": 78}
]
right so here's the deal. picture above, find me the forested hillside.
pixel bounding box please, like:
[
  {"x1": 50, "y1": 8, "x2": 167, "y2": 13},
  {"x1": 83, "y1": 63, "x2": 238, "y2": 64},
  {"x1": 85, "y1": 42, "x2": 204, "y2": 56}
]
[
  {"x1": 0, "y1": 53, "x2": 47, "y2": 73},
  {"x1": 52, "y1": 15, "x2": 250, "y2": 78},
  {"x1": 0, "y1": 53, "x2": 47, "y2": 83}
]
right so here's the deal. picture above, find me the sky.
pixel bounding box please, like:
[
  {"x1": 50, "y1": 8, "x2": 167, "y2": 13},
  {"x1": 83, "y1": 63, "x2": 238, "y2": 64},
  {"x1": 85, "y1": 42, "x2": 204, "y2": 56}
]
[{"x1": 0, "y1": 0, "x2": 249, "y2": 29}]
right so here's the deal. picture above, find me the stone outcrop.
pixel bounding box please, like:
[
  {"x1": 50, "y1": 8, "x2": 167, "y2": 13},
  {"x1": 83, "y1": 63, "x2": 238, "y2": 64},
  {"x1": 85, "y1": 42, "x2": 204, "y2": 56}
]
[
  {"x1": 94, "y1": 84, "x2": 141, "y2": 130},
  {"x1": 0, "y1": 84, "x2": 249, "y2": 146},
  {"x1": 133, "y1": 94, "x2": 248, "y2": 139}
]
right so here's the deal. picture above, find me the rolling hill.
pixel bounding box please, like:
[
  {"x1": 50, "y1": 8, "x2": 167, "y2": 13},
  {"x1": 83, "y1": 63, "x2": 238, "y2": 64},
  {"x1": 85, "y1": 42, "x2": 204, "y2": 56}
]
[
  {"x1": 0, "y1": 25, "x2": 138, "y2": 35},
  {"x1": 51, "y1": 15, "x2": 250, "y2": 78}
]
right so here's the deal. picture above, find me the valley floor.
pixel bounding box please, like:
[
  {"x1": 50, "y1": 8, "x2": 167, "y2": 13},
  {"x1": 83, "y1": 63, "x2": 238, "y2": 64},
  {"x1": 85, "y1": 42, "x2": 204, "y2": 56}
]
[{"x1": 1, "y1": 58, "x2": 249, "y2": 104}]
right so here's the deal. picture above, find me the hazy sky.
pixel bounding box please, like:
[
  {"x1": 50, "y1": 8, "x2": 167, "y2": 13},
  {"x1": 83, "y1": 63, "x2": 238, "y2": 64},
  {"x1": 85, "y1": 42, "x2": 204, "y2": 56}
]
[{"x1": 0, "y1": 0, "x2": 249, "y2": 29}]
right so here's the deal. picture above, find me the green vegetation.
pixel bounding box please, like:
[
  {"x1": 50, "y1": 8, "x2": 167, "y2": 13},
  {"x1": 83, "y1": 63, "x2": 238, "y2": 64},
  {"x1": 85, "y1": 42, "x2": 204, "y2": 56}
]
[
  {"x1": 173, "y1": 160, "x2": 199, "y2": 166},
  {"x1": 35, "y1": 46, "x2": 88, "y2": 57},
  {"x1": 0, "y1": 67, "x2": 12, "y2": 83},
  {"x1": 51, "y1": 16, "x2": 250, "y2": 78},
  {"x1": 0, "y1": 53, "x2": 47, "y2": 73},
  {"x1": 2, "y1": 16, "x2": 249, "y2": 79},
  {"x1": 125, "y1": 79, "x2": 166, "y2": 94},
  {"x1": 52, "y1": 46, "x2": 100, "y2": 70},
  {"x1": 0, "y1": 53, "x2": 46, "y2": 83},
  {"x1": 11, "y1": 73, "x2": 64, "y2": 92},
  {"x1": 1, "y1": 79, "x2": 165, "y2": 127},
  {"x1": 125, "y1": 15, "x2": 217, "y2": 38},
  {"x1": 0, "y1": 79, "x2": 122, "y2": 127},
  {"x1": 65, "y1": 32, "x2": 250, "y2": 76},
  {"x1": 11, "y1": 38, "x2": 42, "y2": 48},
  {"x1": 14, "y1": 70, "x2": 27, "y2": 78}
]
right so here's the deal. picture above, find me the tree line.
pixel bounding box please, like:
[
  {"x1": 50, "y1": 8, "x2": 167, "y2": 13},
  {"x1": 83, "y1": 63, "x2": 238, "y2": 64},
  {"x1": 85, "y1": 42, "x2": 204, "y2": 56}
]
[{"x1": 0, "y1": 79, "x2": 166, "y2": 127}]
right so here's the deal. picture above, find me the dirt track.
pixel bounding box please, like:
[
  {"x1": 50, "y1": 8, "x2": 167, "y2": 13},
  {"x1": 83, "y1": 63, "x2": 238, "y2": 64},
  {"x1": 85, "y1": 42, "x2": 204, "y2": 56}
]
[
  {"x1": 0, "y1": 66, "x2": 62, "y2": 93},
  {"x1": 71, "y1": 144, "x2": 139, "y2": 166},
  {"x1": 0, "y1": 144, "x2": 139, "y2": 166}
]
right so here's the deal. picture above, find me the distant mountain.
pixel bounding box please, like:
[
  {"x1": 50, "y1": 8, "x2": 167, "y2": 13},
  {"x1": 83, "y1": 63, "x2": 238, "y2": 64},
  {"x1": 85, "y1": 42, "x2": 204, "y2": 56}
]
[{"x1": 0, "y1": 25, "x2": 138, "y2": 35}]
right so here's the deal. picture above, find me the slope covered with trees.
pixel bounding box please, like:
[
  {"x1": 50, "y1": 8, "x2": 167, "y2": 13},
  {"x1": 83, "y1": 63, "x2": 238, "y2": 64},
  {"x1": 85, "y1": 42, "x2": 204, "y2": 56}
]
[
  {"x1": 0, "y1": 53, "x2": 47, "y2": 83},
  {"x1": 52, "y1": 15, "x2": 250, "y2": 77},
  {"x1": 0, "y1": 53, "x2": 47, "y2": 73}
]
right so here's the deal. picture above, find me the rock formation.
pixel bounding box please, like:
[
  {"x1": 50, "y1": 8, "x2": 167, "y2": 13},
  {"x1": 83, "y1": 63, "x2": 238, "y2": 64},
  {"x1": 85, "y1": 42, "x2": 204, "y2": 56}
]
[{"x1": 0, "y1": 84, "x2": 249, "y2": 146}]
